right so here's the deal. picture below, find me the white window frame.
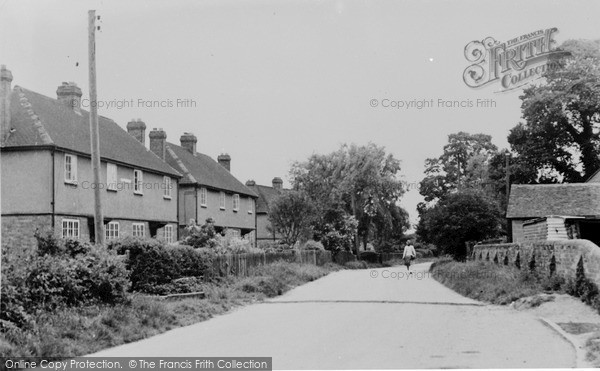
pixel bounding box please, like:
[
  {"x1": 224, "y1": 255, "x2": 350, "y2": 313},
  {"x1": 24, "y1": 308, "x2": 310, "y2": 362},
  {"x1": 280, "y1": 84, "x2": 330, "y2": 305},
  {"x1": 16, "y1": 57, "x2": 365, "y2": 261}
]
[
  {"x1": 107, "y1": 163, "x2": 118, "y2": 191},
  {"x1": 200, "y1": 187, "x2": 208, "y2": 207},
  {"x1": 164, "y1": 225, "x2": 174, "y2": 244},
  {"x1": 134, "y1": 169, "x2": 143, "y2": 195},
  {"x1": 62, "y1": 218, "x2": 80, "y2": 239},
  {"x1": 105, "y1": 221, "x2": 120, "y2": 240},
  {"x1": 233, "y1": 194, "x2": 240, "y2": 211},
  {"x1": 248, "y1": 197, "x2": 254, "y2": 214},
  {"x1": 163, "y1": 176, "x2": 172, "y2": 199},
  {"x1": 132, "y1": 223, "x2": 145, "y2": 238},
  {"x1": 64, "y1": 154, "x2": 78, "y2": 184},
  {"x1": 219, "y1": 191, "x2": 226, "y2": 210}
]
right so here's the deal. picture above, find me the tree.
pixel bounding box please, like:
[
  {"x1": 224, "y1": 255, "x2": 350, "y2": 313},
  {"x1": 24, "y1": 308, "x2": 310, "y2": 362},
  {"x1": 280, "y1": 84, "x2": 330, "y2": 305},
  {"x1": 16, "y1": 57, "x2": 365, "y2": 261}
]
[
  {"x1": 419, "y1": 132, "x2": 498, "y2": 205},
  {"x1": 290, "y1": 143, "x2": 407, "y2": 254},
  {"x1": 416, "y1": 190, "x2": 502, "y2": 260},
  {"x1": 508, "y1": 39, "x2": 600, "y2": 183},
  {"x1": 267, "y1": 191, "x2": 317, "y2": 245}
]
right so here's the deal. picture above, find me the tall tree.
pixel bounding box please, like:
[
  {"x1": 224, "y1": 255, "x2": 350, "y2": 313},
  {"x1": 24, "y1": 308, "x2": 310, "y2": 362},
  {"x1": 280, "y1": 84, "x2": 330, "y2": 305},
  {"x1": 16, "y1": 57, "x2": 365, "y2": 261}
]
[
  {"x1": 291, "y1": 143, "x2": 407, "y2": 253},
  {"x1": 267, "y1": 190, "x2": 317, "y2": 246},
  {"x1": 508, "y1": 39, "x2": 600, "y2": 182},
  {"x1": 417, "y1": 190, "x2": 502, "y2": 260},
  {"x1": 419, "y1": 132, "x2": 498, "y2": 205}
]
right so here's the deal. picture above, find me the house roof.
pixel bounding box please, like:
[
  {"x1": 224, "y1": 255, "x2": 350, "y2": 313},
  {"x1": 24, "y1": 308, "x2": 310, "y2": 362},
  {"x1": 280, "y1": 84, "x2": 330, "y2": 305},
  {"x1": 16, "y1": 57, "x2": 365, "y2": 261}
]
[
  {"x1": 587, "y1": 168, "x2": 600, "y2": 183},
  {"x1": 4, "y1": 86, "x2": 181, "y2": 177},
  {"x1": 165, "y1": 142, "x2": 257, "y2": 197},
  {"x1": 507, "y1": 183, "x2": 600, "y2": 219},
  {"x1": 245, "y1": 184, "x2": 285, "y2": 213}
]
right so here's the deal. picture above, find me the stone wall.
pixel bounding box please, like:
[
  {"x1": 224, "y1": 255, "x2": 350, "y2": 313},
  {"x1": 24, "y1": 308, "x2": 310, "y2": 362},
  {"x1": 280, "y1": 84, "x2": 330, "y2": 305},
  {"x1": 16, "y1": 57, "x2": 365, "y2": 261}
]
[{"x1": 473, "y1": 239, "x2": 600, "y2": 286}]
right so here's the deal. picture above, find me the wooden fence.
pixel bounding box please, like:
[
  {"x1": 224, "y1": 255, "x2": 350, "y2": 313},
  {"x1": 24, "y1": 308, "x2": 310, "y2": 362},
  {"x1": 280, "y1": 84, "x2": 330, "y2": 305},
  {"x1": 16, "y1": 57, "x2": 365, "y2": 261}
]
[{"x1": 207, "y1": 249, "x2": 332, "y2": 279}]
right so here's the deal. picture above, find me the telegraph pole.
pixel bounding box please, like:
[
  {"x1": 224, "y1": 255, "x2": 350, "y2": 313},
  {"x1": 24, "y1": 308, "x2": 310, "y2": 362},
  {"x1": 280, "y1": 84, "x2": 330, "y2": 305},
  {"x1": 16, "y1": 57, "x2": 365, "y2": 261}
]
[
  {"x1": 505, "y1": 152, "x2": 512, "y2": 242},
  {"x1": 89, "y1": 10, "x2": 104, "y2": 245}
]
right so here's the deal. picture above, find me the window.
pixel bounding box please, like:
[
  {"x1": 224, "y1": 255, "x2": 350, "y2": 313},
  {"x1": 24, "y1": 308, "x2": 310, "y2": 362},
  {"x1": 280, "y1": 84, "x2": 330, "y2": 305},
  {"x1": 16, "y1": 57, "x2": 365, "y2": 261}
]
[
  {"x1": 229, "y1": 229, "x2": 241, "y2": 238},
  {"x1": 163, "y1": 176, "x2": 172, "y2": 199},
  {"x1": 219, "y1": 191, "x2": 226, "y2": 210},
  {"x1": 105, "y1": 221, "x2": 119, "y2": 240},
  {"x1": 134, "y1": 170, "x2": 143, "y2": 194},
  {"x1": 233, "y1": 194, "x2": 240, "y2": 211},
  {"x1": 107, "y1": 163, "x2": 117, "y2": 191},
  {"x1": 200, "y1": 188, "x2": 207, "y2": 207},
  {"x1": 64, "y1": 154, "x2": 77, "y2": 184},
  {"x1": 62, "y1": 219, "x2": 80, "y2": 239},
  {"x1": 164, "y1": 225, "x2": 174, "y2": 244},
  {"x1": 248, "y1": 198, "x2": 254, "y2": 214},
  {"x1": 132, "y1": 223, "x2": 145, "y2": 238}
]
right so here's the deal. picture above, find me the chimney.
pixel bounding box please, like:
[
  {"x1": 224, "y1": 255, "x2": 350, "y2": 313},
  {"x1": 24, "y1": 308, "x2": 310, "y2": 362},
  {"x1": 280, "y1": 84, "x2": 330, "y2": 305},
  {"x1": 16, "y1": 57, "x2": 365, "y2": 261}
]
[
  {"x1": 180, "y1": 132, "x2": 197, "y2": 154},
  {"x1": 56, "y1": 82, "x2": 82, "y2": 114},
  {"x1": 126, "y1": 118, "x2": 146, "y2": 145},
  {"x1": 245, "y1": 180, "x2": 256, "y2": 186},
  {"x1": 217, "y1": 153, "x2": 231, "y2": 171},
  {"x1": 149, "y1": 128, "x2": 167, "y2": 160},
  {"x1": 272, "y1": 177, "x2": 283, "y2": 190},
  {"x1": 0, "y1": 65, "x2": 12, "y2": 144}
]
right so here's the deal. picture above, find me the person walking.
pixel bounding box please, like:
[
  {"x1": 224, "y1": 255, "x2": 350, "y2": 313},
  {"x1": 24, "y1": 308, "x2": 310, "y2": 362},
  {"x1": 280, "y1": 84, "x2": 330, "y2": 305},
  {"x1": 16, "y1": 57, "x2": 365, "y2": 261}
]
[{"x1": 402, "y1": 241, "x2": 416, "y2": 272}]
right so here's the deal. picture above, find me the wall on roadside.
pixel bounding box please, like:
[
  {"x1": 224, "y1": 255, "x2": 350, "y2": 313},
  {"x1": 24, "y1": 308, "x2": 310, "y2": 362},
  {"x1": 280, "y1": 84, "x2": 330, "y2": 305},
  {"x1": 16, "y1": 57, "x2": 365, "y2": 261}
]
[{"x1": 473, "y1": 239, "x2": 600, "y2": 287}]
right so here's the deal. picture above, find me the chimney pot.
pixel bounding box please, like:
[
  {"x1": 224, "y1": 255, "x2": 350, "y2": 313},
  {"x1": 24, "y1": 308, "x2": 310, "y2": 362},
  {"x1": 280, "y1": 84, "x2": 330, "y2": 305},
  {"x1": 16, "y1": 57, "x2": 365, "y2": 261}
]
[
  {"x1": 180, "y1": 132, "x2": 197, "y2": 154},
  {"x1": 56, "y1": 82, "x2": 82, "y2": 114},
  {"x1": 1, "y1": 65, "x2": 13, "y2": 143},
  {"x1": 127, "y1": 119, "x2": 147, "y2": 145},
  {"x1": 245, "y1": 180, "x2": 256, "y2": 186},
  {"x1": 217, "y1": 153, "x2": 231, "y2": 172},
  {"x1": 272, "y1": 177, "x2": 283, "y2": 190},
  {"x1": 149, "y1": 128, "x2": 167, "y2": 160}
]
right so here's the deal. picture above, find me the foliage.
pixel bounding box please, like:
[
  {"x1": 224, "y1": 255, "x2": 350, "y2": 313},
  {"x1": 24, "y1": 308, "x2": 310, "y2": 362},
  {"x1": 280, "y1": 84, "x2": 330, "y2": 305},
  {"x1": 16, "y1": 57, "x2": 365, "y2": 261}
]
[
  {"x1": 213, "y1": 236, "x2": 262, "y2": 254},
  {"x1": 418, "y1": 132, "x2": 498, "y2": 206},
  {"x1": 267, "y1": 190, "x2": 318, "y2": 245},
  {"x1": 181, "y1": 218, "x2": 218, "y2": 248},
  {"x1": 508, "y1": 39, "x2": 600, "y2": 182},
  {"x1": 108, "y1": 237, "x2": 215, "y2": 294},
  {"x1": 316, "y1": 212, "x2": 358, "y2": 253},
  {"x1": 291, "y1": 143, "x2": 408, "y2": 253},
  {"x1": 301, "y1": 240, "x2": 325, "y2": 251},
  {"x1": 257, "y1": 240, "x2": 292, "y2": 253},
  {"x1": 417, "y1": 190, "x2": 502, "y2": 260},
  {"x1": 1, "y1": 232, "x2": 129, "y2": 331}
]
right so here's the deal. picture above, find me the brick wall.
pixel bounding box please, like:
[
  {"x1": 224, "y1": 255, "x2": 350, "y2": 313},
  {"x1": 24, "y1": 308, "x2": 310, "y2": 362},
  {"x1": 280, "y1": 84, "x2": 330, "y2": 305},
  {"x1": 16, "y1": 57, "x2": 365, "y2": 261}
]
[
  {"x1": 473, "y1": 239, "x2": 600, "y2": 287},
  {"x1": 1, "y1": 214, "x2": 52, "y2": 259}
]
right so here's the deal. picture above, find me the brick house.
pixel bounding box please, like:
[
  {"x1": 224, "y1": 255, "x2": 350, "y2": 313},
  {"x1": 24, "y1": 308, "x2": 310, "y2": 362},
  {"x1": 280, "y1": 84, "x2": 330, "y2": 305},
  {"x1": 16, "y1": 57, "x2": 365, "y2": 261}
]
[
  {"x1": 506, "y1": 183, "x2": 600, "y2": 246},
  {"x1": 244, "y1": 177, "x2": 286, "y2": 242},
  {"x1": 146, "y1": 129, "x2": 257, "y2": 241},
  {"x1": 0, "y1": 66, "x2": 182, "y2": 251}
]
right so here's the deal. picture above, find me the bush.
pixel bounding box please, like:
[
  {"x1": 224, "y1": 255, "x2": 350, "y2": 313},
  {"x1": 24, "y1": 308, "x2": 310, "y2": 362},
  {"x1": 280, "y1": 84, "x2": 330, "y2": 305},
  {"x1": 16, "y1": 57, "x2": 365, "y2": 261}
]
[
  {"x1": 181, "y1": 218, "x2": 218, "y2": 248},
  {"x1": 257, "y1": 240, "x2": 291, "y2": 253},
  {"x1": 214, "y1": 236, "x2": 262, "y2": 254},
  {"x1": 301, "y1": 240, "x2": 325, "y2": 251},
  {"x1": 109, "y1": 237, "x2": 215, "y2": 294},
  {"x1": 1, "y1": 233, "x2": 129, "y2": 331},
  {"x1": 359, "y1": 251, "x2": 380, "y2": 264}
]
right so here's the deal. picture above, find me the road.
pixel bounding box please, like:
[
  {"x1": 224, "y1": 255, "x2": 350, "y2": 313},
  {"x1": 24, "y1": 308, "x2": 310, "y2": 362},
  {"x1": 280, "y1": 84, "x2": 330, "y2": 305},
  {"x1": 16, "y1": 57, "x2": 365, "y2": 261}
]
[{"x1": 90, "y1": 262, "x2": 576, "y2": 369}]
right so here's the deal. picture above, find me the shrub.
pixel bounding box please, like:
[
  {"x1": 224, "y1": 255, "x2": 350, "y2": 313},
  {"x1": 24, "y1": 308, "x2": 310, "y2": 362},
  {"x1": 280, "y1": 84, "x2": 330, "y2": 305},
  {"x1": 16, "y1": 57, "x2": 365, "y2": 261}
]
[
  {"x1": 359, "y1": 251, "x2": 380, "y2": 264},
  {"x1": 257, "y1": 240, "x2": 291, "y2": 253},
  {"x1": 109, "y1": 237, "x2": 215, "y2": 294},
  {"x1": 214, "y1": 236, "x2": 262, "y2": 254},
  {"x1": 301, "y1": 240, "x2": 325, "y2": 251},
  {"x1": 181, "y1": 218, "x2": 218, "y2": 248}
]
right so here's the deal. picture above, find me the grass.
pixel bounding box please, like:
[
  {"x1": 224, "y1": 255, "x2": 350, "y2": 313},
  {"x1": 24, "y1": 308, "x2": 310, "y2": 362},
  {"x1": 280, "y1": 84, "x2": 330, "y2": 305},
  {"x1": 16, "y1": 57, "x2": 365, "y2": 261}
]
[
  {"x1": 0, "y1": 260, "x2": 337, "y2": 359},
  {"x1": 429, "y1": 258, "x2": 565, "y2": 305}
]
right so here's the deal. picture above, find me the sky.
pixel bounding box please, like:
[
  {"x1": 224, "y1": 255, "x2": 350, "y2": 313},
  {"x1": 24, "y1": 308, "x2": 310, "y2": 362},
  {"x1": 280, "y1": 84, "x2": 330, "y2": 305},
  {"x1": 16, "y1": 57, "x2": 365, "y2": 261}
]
[{"x1": 1, "y1": 0, "x2": 599, "y2": 230}]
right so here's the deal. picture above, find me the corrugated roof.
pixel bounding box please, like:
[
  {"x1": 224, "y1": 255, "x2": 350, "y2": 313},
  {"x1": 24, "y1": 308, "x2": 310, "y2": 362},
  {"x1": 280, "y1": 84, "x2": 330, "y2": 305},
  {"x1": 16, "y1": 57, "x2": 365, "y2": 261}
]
[
  {"x1": 4, "y1": 86, "x2": 181, "y2": 177},
  {"x1": 165, "y1": 142, "x2": 257, "y2": 197},
  {"x1": 507, "y1": 183, "x2": 600, "y2": 218},
  {"x1": 245, "y1": 184, "x2": 284, "y2": 213}
]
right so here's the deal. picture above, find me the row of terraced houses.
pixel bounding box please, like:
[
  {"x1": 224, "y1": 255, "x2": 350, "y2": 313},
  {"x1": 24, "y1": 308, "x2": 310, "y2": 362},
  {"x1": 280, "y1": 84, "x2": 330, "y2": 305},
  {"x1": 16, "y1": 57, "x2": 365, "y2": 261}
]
[{"x1": 0, "y1": 66, "x2": 284, "y2": 250}]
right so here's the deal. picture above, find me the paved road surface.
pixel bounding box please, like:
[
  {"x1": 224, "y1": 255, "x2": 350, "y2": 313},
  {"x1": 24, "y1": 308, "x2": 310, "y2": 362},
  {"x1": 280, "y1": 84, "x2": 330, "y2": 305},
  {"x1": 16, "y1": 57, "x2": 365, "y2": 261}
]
[{"x1": 90, "y1": 263, "x2": 575, "y2": 369}]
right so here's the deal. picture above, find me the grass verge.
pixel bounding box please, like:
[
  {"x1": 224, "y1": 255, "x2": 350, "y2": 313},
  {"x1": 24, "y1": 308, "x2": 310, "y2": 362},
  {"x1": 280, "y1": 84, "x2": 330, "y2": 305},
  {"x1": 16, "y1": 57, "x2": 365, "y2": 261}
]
[{"x1": 0, "y1": 260, "x2": 337, "y2": 358}]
